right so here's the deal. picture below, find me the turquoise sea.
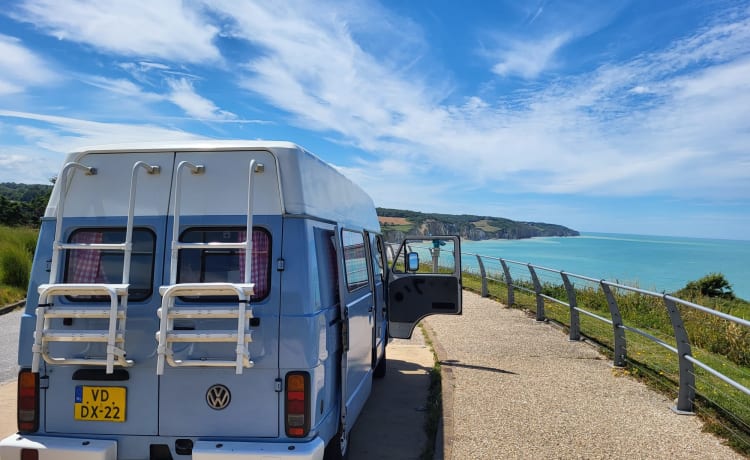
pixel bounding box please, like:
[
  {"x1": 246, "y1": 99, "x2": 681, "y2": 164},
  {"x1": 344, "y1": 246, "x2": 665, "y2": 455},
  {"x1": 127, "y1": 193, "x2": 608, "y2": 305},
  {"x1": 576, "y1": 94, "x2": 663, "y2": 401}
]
[{"x1": 460, "y1": 233, "x2": 750, "y2": 301}]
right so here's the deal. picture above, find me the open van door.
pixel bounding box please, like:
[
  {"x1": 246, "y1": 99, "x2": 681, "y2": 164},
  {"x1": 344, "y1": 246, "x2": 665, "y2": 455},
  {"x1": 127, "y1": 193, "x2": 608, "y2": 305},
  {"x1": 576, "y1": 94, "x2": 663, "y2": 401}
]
[{"x1": 387, "y1": 236, "x2": 462, "y2": 339}]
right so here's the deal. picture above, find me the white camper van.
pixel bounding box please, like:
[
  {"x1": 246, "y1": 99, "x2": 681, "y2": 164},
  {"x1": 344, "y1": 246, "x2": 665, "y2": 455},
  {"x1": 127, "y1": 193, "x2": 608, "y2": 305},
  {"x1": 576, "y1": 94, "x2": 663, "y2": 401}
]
[{"x1": 0, "y1": 141, "x2": 462, "y2": 460}]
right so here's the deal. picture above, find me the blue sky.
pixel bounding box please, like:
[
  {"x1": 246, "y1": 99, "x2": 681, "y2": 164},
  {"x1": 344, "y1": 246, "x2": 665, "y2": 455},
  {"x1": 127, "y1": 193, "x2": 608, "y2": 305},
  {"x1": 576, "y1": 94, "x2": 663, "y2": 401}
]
[{"x1": 0, "y1": 0, "x2": 748, "y2": 240}]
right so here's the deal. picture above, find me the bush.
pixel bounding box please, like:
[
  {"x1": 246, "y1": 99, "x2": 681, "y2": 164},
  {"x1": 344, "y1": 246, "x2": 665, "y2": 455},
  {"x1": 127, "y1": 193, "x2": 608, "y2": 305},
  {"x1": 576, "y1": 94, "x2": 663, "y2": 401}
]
[
  {"x1": 0, "y1": 225, "x2": 37, "y2": 292},
  {"x1": 682, "y1": 273, "x2": 735, "y2": 299},
  {"x1": 0, "y1": 244, "x2": 31, "y2": 289}
]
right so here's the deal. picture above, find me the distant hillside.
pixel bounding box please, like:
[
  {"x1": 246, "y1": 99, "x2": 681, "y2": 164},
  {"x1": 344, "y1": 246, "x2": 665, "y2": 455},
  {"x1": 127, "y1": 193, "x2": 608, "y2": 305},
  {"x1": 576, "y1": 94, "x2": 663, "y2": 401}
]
[
  {"x1": 377, "y1": 207, "x2": 579, "y2": 242},
  {"x1": 0, "y1": 183, "x2": 53, "y2": 227}
]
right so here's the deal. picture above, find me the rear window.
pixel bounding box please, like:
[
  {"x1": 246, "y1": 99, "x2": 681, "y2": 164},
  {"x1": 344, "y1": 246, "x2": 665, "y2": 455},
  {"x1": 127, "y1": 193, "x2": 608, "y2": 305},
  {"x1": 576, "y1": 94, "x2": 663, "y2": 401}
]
[
  {"x1": 64, "y1": 228, "x2": 156, "y2": 301},
  {"x1": 177, "y1": 227, "x2": 271, "y2": 301}
]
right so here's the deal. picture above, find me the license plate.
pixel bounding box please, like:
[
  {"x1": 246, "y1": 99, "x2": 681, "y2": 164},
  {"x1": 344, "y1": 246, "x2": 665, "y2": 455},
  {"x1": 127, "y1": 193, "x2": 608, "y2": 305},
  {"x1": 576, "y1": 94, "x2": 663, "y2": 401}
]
[{"x1": 74, "y1": 385, "x2": 126, "y2": 422}]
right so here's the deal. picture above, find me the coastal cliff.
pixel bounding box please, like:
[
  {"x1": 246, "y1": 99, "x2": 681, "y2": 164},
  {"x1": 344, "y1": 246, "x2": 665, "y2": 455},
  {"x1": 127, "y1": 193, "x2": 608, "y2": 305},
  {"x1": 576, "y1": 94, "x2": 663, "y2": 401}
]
[{"x1": 377, "y1": 207, "x2": 579, "y2": 242}]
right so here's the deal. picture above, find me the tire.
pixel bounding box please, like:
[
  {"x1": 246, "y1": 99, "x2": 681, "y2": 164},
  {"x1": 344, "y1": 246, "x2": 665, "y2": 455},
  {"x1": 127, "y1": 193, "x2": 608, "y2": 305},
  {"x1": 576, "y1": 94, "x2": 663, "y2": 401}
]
[
  {"x1": 323, "y1": 427, "x2": 350, "y2": 460},
  {"x1": 373, "y1": 345, "x2": 387, "y2": 379}
]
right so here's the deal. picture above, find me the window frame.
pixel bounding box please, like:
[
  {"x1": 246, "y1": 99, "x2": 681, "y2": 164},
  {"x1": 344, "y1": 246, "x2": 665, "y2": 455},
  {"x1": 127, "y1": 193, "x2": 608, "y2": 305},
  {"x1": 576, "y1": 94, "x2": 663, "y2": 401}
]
[
  {"x1": 341, "y1": 229, "x2": 371, "y2": 293},
  {"x1": 63, "y1": 227, "x2": 156, "y2": 302},
  {"x1": 176, "y1": 226, "x2": 272, "y2": 302}
]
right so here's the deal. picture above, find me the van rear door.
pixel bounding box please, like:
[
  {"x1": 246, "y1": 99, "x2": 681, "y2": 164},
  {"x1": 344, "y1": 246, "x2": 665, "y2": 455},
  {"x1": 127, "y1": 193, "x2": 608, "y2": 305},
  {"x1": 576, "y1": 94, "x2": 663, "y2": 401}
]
[
  {"x1": 387, "y1": 236, "x2": 462, "y2": 339},
  {"x1": 42, "y1": 152, "x2": 175, "y2": 437},
  {"x1": 157, "y1": 150, "x2": 283, "y2": 437}
]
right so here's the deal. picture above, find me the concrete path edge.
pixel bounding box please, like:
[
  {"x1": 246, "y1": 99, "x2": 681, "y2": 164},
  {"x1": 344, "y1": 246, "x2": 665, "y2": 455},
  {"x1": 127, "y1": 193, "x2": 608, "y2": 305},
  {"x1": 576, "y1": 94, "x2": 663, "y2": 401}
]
[{"x1": 422, "y1": 321, "x2": 454, "y2": 460}]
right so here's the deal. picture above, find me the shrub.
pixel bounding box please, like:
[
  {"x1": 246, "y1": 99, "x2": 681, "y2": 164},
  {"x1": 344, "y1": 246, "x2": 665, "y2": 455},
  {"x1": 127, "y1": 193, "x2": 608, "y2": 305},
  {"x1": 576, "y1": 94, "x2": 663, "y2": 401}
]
[
  {"x1": 682, "y1": 273, "x2": 735, "y2": 299},
  {"x1": 0, "y1": 243, "x2": 31, "y2": 289}
]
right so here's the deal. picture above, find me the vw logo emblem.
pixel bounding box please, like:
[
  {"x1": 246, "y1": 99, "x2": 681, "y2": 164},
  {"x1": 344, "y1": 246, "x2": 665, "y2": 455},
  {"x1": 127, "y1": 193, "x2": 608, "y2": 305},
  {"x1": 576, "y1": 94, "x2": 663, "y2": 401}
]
[{"x1": 206, "y1": 384, "x2": 231, "y2": 410}]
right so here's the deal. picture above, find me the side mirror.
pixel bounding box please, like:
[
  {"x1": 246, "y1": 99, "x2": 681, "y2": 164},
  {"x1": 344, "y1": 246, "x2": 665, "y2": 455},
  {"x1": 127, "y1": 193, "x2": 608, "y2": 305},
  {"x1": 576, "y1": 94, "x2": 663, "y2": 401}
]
[{"x1": 405, "y1": 252, "x2": 419, "y2": 272}]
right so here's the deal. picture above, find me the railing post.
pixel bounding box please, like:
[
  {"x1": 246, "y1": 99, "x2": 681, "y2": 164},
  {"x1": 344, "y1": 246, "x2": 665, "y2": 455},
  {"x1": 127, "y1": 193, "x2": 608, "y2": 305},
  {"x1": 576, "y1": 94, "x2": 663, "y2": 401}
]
[
  {"x1": 561, "y1": 272, "x2": 580, "y2": 341},
  {"x1": 664, "y1": 296, "x2": 696, "y2": 414},
  {"x1": 476, "y1": 255, "x2": 488, "y2": 297},
  {"x1": 500, "y1": 259, "x2": 514, "y2": 306},
  {"x1": 600, "y1": 282, "x2": 627, "y2": 367},
  {"x1": 528, "y1": 265, "x2": 545, "y2": 322}
]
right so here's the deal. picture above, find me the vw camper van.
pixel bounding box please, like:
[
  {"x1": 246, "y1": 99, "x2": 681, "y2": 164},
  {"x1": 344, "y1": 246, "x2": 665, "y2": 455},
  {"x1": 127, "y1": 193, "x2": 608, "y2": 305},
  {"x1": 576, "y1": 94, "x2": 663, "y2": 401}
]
[{"x1": 0, "y1": 141, "x2": 462, "y2": 460}]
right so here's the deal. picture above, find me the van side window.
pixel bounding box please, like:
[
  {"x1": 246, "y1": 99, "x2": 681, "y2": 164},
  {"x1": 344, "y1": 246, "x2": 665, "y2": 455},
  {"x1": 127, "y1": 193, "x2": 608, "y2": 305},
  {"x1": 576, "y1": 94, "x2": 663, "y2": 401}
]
[
  {"x1": 64, "y1": 228, "x2": 155, "y2": 301},
  {"x1": 314, "y1": 228, "x2": 339, "y2": 307},
  {"x1": 371, "y1": 236, "x2": 383, "y2": 280},
  {"x1": 177, "y1": 227, "x2": 271, "y2": 300},
  {"x1": 342, "y1": 230, "x2": 369, "y2": 292}
]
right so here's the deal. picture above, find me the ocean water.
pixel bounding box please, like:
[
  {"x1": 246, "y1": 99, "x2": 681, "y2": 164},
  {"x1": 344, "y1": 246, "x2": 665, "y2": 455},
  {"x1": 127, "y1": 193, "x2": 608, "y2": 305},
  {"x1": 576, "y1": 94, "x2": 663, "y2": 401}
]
[{"x1": 460, "y1": 233, "x2": 750, "y2": 300}]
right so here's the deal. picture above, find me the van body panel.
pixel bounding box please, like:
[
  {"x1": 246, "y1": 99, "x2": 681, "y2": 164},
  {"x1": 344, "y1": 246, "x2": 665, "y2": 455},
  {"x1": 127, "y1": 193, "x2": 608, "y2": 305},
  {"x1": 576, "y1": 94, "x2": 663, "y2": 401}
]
[{"x1": 158, "y1": 368, "x2": 280, "y2": 437}]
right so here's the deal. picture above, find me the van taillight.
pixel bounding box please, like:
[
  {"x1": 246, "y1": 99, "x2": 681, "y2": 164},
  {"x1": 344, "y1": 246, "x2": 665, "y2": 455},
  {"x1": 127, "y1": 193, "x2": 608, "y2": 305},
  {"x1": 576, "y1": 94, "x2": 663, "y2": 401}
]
[
  {"x1": 285, "y1": 372, "x2": 310, "y2": 437},
  {"x1": 18, "y1": 369, "x2": 39, "y2": 433},
  {"x1": 20, "y1": 448, "x2": 39, "y2": 460}
]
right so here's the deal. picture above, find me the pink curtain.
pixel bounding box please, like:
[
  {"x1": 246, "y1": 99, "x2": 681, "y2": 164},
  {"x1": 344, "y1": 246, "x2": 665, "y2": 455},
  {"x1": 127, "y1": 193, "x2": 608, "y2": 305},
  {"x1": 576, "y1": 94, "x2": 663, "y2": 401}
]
[
  {"x1": 68, "y1": 231, "x2": 106, "y2": 283},
  {"x1": 238, "y1": 230, "x2": 270, "y2": 299}
]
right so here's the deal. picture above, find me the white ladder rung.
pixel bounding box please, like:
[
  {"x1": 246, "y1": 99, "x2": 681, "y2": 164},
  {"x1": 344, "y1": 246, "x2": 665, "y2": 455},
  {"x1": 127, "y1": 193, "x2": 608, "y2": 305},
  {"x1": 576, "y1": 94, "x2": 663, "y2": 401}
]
[
  {"x1": 39, "y1": 283, "x2": 129, "y2": 297},
  {"x1": 159, "y1": 283, "x2": 255, "y2": 298},
  {"x1": 158, "y1": 330, "x2": 253, "y2": 343},
  {"x1": 168, "y1": 358, "x2": 254, "y2": 368},
  {"x1": 42, "y1": 357, "x2": 134, "y2": 367},
  {"x1": 42, "y1": 330, "x2": 125, "y2": 342},
  {"x1": 56, "y1": 242, "x2": 128, "y2": 251},
  {"x1": 173, "y1": 241, "x2": 249, "y2": 250},
  {"x1": 158, "y1": 307, "x2": 254, "y2": 319},
  {"x1": 43, "y1": 308, "x2": 126, "y2": 319}
]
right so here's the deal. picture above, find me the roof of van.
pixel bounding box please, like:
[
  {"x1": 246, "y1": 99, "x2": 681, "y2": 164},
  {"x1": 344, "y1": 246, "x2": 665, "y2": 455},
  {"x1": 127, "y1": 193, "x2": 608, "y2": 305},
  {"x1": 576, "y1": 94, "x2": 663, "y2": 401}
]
[
  {"x1": 69, "y1": 140, "x2": 302, "y2": 155},
  {"x1": 48, "y1": 141, "x2": 381, "y2": 231}
]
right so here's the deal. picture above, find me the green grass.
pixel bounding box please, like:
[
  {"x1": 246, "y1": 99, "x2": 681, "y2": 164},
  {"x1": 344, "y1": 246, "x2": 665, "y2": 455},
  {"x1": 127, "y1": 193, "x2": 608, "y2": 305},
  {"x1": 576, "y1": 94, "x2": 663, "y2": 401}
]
[
  {"x1": 0, "y1": 225, "x2": 37, "y2": 304},
  {"x1": 461, "y1": 271, "x2": 750, "y2": 456},
  {"x1": 381, "y1": 223, "x2": 414, "y2": 233}
]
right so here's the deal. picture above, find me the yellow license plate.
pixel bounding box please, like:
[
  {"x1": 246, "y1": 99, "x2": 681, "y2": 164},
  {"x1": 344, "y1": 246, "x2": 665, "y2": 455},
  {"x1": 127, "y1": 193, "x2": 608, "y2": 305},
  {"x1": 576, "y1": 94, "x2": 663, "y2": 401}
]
[{"x1": 74, "y1": 385, "x2": 126, "y2": 422}]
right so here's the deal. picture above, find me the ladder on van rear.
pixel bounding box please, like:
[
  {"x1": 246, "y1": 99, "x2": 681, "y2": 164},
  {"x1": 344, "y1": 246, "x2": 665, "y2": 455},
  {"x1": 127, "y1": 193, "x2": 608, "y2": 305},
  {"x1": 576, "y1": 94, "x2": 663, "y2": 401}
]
[
  {"x1": 155, "y1": 160, "x2": 262, "y2": 375},
  {"x1": 31, "y1": 161, "x2": 161, "y2": 374}
]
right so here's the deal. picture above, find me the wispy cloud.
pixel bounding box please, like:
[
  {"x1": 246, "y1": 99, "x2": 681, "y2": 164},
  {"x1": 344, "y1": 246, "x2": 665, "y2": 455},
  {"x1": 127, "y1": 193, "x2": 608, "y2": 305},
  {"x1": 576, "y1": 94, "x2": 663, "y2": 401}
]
[
  {"x1": 10, "y1": 0, "x2": 221, "y2": 63},
  {"x1": 0, "y1": 110, "x2": 205, "y2": 152},
  {"x1": 207, "y1": 1, "x2": 750, "y2": 201},
  {"x1": 166, "y1": 78, "x2": 237, "y2": 121},
  {"x1": 490, "y1": 34, "x2": 571, "y2": 79},
  {"x1": 0, "y1": 34, "x2": 57, "y2": 95}
]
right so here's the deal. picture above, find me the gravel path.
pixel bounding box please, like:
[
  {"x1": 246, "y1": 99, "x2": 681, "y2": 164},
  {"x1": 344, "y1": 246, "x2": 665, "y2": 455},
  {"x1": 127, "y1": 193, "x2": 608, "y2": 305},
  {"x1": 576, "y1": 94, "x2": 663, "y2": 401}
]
[{"x1": 424, "y1": 291, "x2": 743, "y2": 460}]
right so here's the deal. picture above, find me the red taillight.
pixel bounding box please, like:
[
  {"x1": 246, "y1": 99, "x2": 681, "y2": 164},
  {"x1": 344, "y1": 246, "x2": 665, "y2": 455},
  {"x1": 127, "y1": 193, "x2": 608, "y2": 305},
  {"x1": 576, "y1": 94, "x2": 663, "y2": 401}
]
[
  {"x1": 20, "y1": 448, "x2": 39, "y2": 460},
  {"x1": 285, "y1": 372, "x2": 310, "y2": 437},
  {"x1": 18, "y1": 369, "x2": 39, "y2": 433}
]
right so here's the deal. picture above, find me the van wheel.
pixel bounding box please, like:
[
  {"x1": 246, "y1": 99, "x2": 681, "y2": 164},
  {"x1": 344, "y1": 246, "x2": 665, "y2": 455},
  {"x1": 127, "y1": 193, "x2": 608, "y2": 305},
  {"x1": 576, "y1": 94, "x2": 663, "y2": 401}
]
[
  {"x1": 373, "y1": 346, "x2": 387, "y2": 379},
  {"x1": 324, "y1": 427, "x2": 349, "y2": 460}
]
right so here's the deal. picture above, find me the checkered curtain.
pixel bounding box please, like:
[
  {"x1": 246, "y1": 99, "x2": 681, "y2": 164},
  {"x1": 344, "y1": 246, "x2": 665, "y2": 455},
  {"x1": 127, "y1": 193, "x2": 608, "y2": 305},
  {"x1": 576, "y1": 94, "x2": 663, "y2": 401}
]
[
  {"x1": 238, "y1": 230, "x2": 270, "y2": 299},
  {"x1": 69, "y1": 231, "x2": 107, "y2": 283}
]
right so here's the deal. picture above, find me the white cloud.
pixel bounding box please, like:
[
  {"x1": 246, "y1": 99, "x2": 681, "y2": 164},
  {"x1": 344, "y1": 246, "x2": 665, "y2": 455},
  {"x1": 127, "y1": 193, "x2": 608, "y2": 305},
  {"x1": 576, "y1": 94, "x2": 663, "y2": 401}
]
[
  {"x1": 0, "y1": 110, "x2": 205, "y2": 156},
  {"x1": 11, "y1": 0, "x2": 221, "y2": 63},
  {"x1": 203, "y1": 1, "x2": 750, "y2": 202},
  {"x1": 166, "y1": 78, "x2": 237, "y2": 121},
  {"x1": 0, "y1": 34, "x2": 57, "y2": 95},
  {"x1": 82, "y1": 76, "x2": 163, "y2": 102},
  {"x1": 491, "y1": 34, "x2": 571, "y2": 79}
]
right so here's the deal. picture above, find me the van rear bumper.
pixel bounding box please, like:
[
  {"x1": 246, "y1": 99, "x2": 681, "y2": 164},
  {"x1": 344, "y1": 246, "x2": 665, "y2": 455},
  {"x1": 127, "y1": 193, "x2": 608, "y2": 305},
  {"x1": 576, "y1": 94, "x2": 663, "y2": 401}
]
[
  {"x1": 0, "y1": 434, "x2": 117, "y2": 459},
  {"x1": 0, "y1": 434, "x2": 325, "y2": 460},
  {"x1": 192, "y1": 438, "x2": 325, "y2": 459}
]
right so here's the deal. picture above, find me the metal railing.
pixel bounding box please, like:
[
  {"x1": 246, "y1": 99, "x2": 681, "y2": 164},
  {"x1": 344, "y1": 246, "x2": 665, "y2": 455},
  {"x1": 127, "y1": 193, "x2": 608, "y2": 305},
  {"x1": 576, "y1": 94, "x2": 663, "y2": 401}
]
[
  {"x1": 466, "y1": 251, "x2": 750, "y2": 416},
  {"x1": 386, "y1": 241, "x2": 750, "y2": 417}
]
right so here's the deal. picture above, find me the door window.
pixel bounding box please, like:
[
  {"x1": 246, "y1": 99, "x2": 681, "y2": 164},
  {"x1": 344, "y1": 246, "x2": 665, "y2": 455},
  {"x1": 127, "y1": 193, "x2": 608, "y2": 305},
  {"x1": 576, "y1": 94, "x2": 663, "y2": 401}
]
[{"x1": 342, "y1": 230, "x2": 370, "y2": 292}]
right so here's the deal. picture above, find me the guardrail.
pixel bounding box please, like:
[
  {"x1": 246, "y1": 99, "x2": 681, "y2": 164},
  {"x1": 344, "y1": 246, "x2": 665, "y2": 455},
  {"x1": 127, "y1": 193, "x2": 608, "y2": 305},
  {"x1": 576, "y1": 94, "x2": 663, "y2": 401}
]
[
  {"x1": 386, "y1": 242, "x2": 750, "y2": 419},
  {"x1": 472, "y1": 253, "x2": 750, "y2": 415}
]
